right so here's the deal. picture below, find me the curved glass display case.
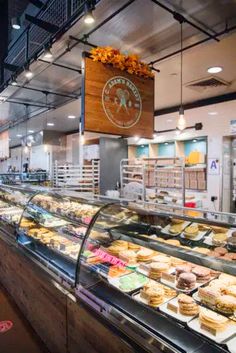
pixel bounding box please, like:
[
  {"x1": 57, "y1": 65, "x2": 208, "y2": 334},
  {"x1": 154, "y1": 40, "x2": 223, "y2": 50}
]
[
  {"x1": 76, "y1": 202, "x2": 236, "y2": 353},
  {"x1": 17, "y1": 192, "x2": 107, "y2": 284},
  {"x1": 0, "y1": 185, "x2": 36, "y2": 237}
]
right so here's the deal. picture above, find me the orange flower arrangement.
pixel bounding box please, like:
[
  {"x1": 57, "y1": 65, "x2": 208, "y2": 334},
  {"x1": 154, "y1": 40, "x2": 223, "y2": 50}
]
[{"x1": 90, "y1": 47, "x2": 154, "y2": 79}]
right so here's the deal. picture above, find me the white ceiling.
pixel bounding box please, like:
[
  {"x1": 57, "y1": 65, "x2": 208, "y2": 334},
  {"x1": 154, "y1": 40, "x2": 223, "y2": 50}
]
[{"x1": 2, "y1": 0, "x2": 236, "y2": 144}]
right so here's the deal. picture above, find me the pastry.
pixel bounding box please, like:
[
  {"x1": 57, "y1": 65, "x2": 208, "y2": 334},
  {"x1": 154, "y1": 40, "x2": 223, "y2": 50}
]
[
  {"x1": 170, "y1": 257, "x2": 186, "y2": 267},
  {"x1": 198, "y1": 287, "x2": 220, "y2": 306},
  {"x1": 214, "y1": 247, "x2": 228, "y2": 256},
  {"x1": 128, "y1": 242, "x2": 140, "y2": 251},
  {"x1": 208, "y1": 250, "x2": 221, "y2": 258},
  {"x1": 193, "y1": 247, "x2": 210, "y2": 254},
  {"x1": 212, "y1": 233, "x2": 227, "y2": 246},
  {"x1": 184, "y1": 224, "x2": 199, "y2": 239},
  {"x1": 198, "y1": 223, "x2": 212, "y2": 232},
  {"x1": 231, "y1": 231, "x2": 236, "y2": 238},
  {"x1": 199, "y1": 307, "x2": 228, "y2": 331},
  {"x1": 149, "y1": 262, "x2": 169, "y2": 279},
  {"x1": 152, "y1": 254, "x2": 170, "y2": 264},
  {"x1": 119, "y1": 250, "x2": 137, "y2": 265},
  {"x1": 216, "y1": 295, "x2": 236, "y2": 314},
  {"x1": 137, "y1": 249, "x2": 154, "y2": 262},
  {"x1": 192, "y1": 266, "x2": 211, "y2": 283},
  {"x1": 163, "y1": 286, "x2": 176, "y2": 298},
  {"x1": 169, "y1": 224, "x2": 182, "y2": 235},
  {"x1": 175, "y1": 264, "x2": 192, "y2": 278},
  {"x1": 178, "y1": 294, "x2": 199, "y2": 316},
  {"x1": 171, "y1": 218, "x2": 184, "y2": 225},
  {"x1": 140, "y1": 286, "x2": 165, "y2": 307},
  {"x1": 225, "y1": 285, "x2": 236, "y2": 298},
  {"x1": 176, "y1": 273, "x2": 196, "y2": 290},
  {"x1": 165, "y1": 239, "x2": 180, "y2": 246},
  {"x1": 211, "y1": 226, "x2": 228, "y2": 234},
  {"x1": 218, "y1": 273, "x2": 236, "y2": 285},
  {"x1": 112, "y1": 240, "x2": 129, "y2": 248},
  {"x1": 223, "y1": 252, "x2": 236, "y2": 261}
]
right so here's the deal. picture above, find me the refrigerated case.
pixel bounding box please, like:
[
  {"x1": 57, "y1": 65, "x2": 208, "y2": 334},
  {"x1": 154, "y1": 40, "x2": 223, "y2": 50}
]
[
  {"x1": 76, "y1": 202, "x2": 236, "y2": 353},
  {"x1": 0, "y1": 185, "x2": 36, "y2": 237},
  {"x1": 17, "y1": 192, "x2": 107, "y2": 284}
]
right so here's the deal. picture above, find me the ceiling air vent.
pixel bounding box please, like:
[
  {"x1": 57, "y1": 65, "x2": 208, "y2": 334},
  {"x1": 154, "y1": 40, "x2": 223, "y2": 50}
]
[{"x1": 186, "y1": 76, "x2": 230, "y2": 92}]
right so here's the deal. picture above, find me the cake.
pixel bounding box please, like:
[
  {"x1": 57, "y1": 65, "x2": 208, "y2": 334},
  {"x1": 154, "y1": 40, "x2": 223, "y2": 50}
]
[
  {"x1": 216, "y1": 295, "x2": 236, "y2": 314},
  {"x1": 199, "y1": 307, "x2": 228, "y2": 331},
  {"x1": 149, "y1": 262, "x2": 169, "y2": 279},
  {"x1": 169, "y1": 224, "x2": 182, "y2": 235},
  {"x1": 184, "y1": 224, "x2": 199, "y2": 239},
  {"x1": 137, "y1": 249, "x2": 154, "y2": 262},
  {"x1": 175, "y1": 264, "x2": 192, "y2": 278},
  {"x1": 212, "y1": 233, "x2": 227, "y2": 246},
  {"x1": 211, "y1": 226, "x2": 228, "y2": 234},
  {"x1": 198, "y1": 287, "x2": 220, "y2": 306},
  {"x1": 192, "y1": 266, "x2": 211, "y2": 283},
  {"x1": 119, "y1": 250, "x2": 137, "y2": 265}
]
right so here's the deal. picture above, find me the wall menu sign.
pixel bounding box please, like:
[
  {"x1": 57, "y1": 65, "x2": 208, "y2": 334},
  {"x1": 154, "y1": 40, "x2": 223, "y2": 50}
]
[{"x1": 82, "y1": 54, "x2": 154, "y2": 138}]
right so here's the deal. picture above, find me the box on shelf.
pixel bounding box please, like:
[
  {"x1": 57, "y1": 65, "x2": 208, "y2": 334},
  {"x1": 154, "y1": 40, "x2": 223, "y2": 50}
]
[
  {"x1": 197, "y1": 171, "x2": 205, "y2": 180},
  {"x1": 185, "y1": 179, "x2": 190, "y2": 188},
  {"x1": 189, "y1": 171, "x2": 197, "y2": 180},
  {"x1": 188, "y1": 151, "x2": 205, "y2": 164},
  {"x1": 198, "y1": 180, "x2": 206, "y2": 190},
  {"x1": 189, "y1": 180, "x2": 198, "y2": 189}
]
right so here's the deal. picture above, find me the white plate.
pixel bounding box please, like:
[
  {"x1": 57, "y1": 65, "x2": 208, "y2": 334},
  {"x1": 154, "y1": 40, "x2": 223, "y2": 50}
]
[
  {"x1": 188, "y1": 315, "x2": 236, "y2": 344},
  {"x1": 133, "y1": 292, "x2": 173, "y2": 308},
  {"x1": 162, "y1": 221, "x2": 190, "y2": 236},
  {"x1": 160, "y1": 296, "x2": 198, "y2": 323},
  {"x1": 203, "y1": 228, "x2": 235, "y2": 246},
  {"x1": 227, "y1": 336, "x2": 236, "y2": 353}
]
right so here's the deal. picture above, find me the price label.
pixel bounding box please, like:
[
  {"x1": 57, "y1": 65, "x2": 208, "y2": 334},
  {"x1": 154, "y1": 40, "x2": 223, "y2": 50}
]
[
  {"x1": 162, "y1": 272, "x2": 175, "y2": 283},
  {"x1": 201, "y1": 323, "x2": 217, "y2": 336},
  {"x1": 167, "y1": 302, "x2": 178, "y2": 313}
]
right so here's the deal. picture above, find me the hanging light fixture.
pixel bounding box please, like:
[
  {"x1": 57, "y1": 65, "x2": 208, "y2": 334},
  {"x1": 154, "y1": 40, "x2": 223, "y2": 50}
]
[
  {"x1": 24, "y1": 65, "x2": 33, "y2": 79},
  {"x1": 177, "y1": 22, "x2": 186, "y2": 131},
  {"x1": 84, "y1": 1, "x2": 95, "y2": 24},
  {"x1": 43, "y1": 45, "x2": 53, "y2": 60},
  {"x1": 11, "y1": 17, "x2": 21, "y2": 30},
  {"x1": 11, "y1": 75, "x2": 18, "y2": 86}
]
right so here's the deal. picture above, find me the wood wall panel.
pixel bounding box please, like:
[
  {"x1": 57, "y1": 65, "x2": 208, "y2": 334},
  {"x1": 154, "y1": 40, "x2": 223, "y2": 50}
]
[{"x1": 84, "y1": 55, "x2": 154, "y2": 138}]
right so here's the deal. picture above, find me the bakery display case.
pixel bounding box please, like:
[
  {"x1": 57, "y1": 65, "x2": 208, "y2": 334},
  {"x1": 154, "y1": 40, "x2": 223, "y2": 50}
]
[
  {"x1": 0, "y1": 185, "x2": 36, "y2": 237},
  {"x1": 17, "y1": 192, "x2": 106, "y2": 284},
  {"x1": 76, "y1": 203, "x2": 236, "y2": 353}
]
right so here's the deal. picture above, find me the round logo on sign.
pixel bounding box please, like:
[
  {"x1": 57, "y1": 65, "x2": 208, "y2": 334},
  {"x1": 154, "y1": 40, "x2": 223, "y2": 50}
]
[
  {"x1": 0, "y1": 321, "x2": 13, "y2": 333},
  {"x1": 102, "y1": 76, "x2": 142, "y2": 128}
]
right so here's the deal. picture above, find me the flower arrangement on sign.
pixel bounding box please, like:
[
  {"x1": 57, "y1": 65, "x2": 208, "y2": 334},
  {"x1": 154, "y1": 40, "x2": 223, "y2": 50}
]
[{"x1": 90, "y1": 46, "x2": 154, "y2": 79}]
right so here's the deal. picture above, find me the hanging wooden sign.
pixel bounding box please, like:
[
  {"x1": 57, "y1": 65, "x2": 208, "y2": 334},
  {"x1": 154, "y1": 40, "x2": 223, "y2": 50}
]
[{"x1": 82, "y1": 53, "x2": 154, "y2": 138}]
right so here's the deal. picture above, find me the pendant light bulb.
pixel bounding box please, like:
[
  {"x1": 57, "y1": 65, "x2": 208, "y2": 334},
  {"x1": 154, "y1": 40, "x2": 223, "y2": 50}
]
[
  {"x1": 11, "y1": 17, "x2": 21, "y2": 30},
  {"x1": 24, "y1": 145, "x2": 29, "y2": 154},
  {"x1": 84, "y1": 9, "x2": 95, "y2": 24},
  {"x1": 177, "y1": 107, "x2": 186, "y2": 131},
  {"x1": 43, "y1": 47, "x2": 53, "y2": 60}
]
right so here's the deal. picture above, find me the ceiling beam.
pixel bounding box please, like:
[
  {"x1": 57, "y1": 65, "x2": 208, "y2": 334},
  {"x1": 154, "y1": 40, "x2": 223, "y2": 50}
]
[
  {"x1": 149, "y1": 24, "x2": 236, "y2": 66},
  {"x1": 155, "y1": 92, "x2": 236, "y2": 116},
  {"x1": 69, "y1": 36, "x2": 97, "y2": 48},
  {"x1": 9, "y1": 84, "x2": 79, "y2": 99},
  {"x1": 29, "y1": 0, "x2": 44, "y2": 8},
  {"x1": 150, "y1": 0, "x2": 219, "y2": 42},
  {"x1": 6, "y1": 99, "x2": 55, "y2": 109},
  {"x1": 25, "y1": 14, "x2": 59, "y2": 33},
  {"x1": 38, "y1": 58, "x2": 82, "y2": 73}
]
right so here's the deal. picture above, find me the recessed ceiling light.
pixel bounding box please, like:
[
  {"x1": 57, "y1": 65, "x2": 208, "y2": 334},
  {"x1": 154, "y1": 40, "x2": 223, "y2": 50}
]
[
  {"x1": 11, "y1": 77, "x2": 18, "y2": 86},
  {"x1": 141, "y1": 145, "x2": 144, "y2": 148},
  {"x1": 153, "y1": 134, "x2": 157, "y2": 139},
  {"x1": 47, "y1": 122, "x2": 54, "y2": 126},
  {"x1": 193, "y1": 139, "x2": 197, "y2": 143},
  {"x1": 28, "y1": 130, "x2": 34, "y2": 133},
  {"x1": 208, "y1": 111, "x2": 218, "y2": 115},
  {"x1": 207, "y1": 66, "x2": 222, "y2": 74},
  {"x1": 16, "y1": 134, "x2": 22, "y2": 137},
  {"x1": 11, "y1": 17, "x2": 21, "y2": 30},
  {"x1": 167, "y1": 119, "x2": 173, "y2": 123},
  {"x1": 164, "y1": 142, "x2": 169, "y2": 145},
  {"x1": 134, "y1": 136, "x2": 139, "y2": 141},
  {"x1": 68, "y1": 115, "x2": 76, "y2": 119},
  {"x1": 43, "y1": 47, "x2": 53, "y2": 60}
]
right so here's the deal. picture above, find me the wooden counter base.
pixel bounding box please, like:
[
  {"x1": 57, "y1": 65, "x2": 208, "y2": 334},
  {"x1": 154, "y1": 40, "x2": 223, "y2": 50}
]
[{"x1": 0, "y1": 235, "x2": 135, "y2": 353}]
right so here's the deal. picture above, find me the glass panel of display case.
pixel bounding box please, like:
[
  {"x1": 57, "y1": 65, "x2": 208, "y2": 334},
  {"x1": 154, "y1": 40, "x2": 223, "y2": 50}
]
[
  {"x1": 17, "y1": 192, "x2": 106, "y2": 284},
  {"x1": 77, "y1": 203, "x2": 236, "y2": 352},
  {"x1": 0, "y1": 185, "x2": 35, "y2": 227}
]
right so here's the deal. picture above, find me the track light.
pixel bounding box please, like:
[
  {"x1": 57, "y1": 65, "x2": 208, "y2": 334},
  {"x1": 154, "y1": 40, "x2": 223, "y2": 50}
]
[
  {"x1": 25, "y1": 66, "x2": 33, "y2": 79},
  {"x1": 11, "y1": 17, "x2": 21, "y2": 30},
  {"x1": 11, "y1": 76, "x2": 18, "y2": 86},
  {"x1": 84, "y1": 1, "x2": 95, "y2": 24},
  {"x1": 43, "y1": 46, "x2": 53, "y2": 59}
]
